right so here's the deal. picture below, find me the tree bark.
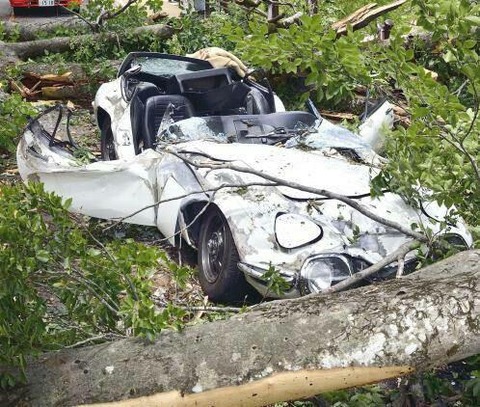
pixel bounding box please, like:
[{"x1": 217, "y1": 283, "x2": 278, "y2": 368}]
[
  {"x1": 3, "y1": 24, "x2": 174, "y2": 60},
  {"x1": 332, "y1": 0, "x2": 407, "y2": 36},
  {"x1": 2, "y1": 250, "x2": 480, "y2": 406},
  {"x1": 0, "y1": 18, "x2": 88, "y2": 42}
]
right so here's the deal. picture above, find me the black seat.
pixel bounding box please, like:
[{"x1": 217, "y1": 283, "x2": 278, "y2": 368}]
[
  {"x1": 142, "y1": 95, "x2": 195, "y2": 149},
  {"x1": 245, "y1": 88, "x2": 271, "y2": 114},
  {"x1": 130, "y1": 83, "x2": 162, "y2": 154}
]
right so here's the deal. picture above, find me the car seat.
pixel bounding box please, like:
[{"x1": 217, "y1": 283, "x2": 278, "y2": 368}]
[
  {"x1": 244, "y1": 88, "x2": 272, "y2": 114},
  {"x1": 130, "y1": 83, "x2": 162, "y2": 154},
  {"x1": 142, "y1": 95, "x2": 195, "y2": 149}
]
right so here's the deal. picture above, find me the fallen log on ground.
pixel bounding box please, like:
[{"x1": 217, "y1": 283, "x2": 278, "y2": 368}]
[
  {"x1": 0, "y1": 24, "x2": 174, "y2": 60},
  {"x1": 1, "y1": 250, "x2": 479, "y2": 406},
  {"x1": 0, "y1": 18, "x2": 89, "y2": 42}
]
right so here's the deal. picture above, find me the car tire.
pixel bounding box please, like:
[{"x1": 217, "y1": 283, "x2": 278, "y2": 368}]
[
  {"x1": 100, "y1": 117, "x2": 118, "y2": 160},
  {"x1": 198, "y1": 206, "x2": 260, "y2": 304}
]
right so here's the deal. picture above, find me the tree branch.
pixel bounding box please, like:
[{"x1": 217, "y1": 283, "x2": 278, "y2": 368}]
[
  {"x1": 333, "y1": 0, "x2": 407, "y2": 36},
  {"x1": 325, "y1": 240, "x2": 420, "y2": 293},
  {"x1": 168, "y1": 149, "x2": 429, "y2": 243}
]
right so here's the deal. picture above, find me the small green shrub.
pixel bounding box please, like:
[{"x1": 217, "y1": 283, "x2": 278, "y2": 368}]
[
  {"x1": 0, "y1": 182, "x2": 184, "y2": 386},
  {"x1": 0, "y1": 91, "x2": 36, "y2": 154}
]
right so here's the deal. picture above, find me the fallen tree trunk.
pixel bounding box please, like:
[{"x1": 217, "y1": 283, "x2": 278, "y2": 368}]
[
  {"x1": 1, "y1": 24, "x2": 174, "y2": 60},
  {"x1": 2, "y1": 250, "x2": 480, "y2": 406},
  {"x1": 0, "y1": 18, "x2": 88, "y2": 42}
]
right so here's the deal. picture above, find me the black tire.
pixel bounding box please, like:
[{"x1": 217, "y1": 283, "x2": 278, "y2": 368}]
[
  {"x1": 198, "y1": 207, "x2": 260, "y2": 304},
  {"x1": 100, "y1": 117, "x2": 117, "y2": 160}
]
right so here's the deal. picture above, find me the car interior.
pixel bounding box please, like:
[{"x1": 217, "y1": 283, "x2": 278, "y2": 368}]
[{"x1": 122, "y1": 53, "x2": 316, "y2": 152}]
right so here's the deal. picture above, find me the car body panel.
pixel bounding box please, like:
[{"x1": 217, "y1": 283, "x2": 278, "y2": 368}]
[
  {"x1": 17, "y1": 105, "x2": 473, "y2": 298},
  {"x1": 17, "y1": 52, "x2": 473, "y2": 299}
]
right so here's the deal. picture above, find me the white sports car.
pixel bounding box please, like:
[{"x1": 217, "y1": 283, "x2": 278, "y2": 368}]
[{"x1": 17, "y1": 52, "x2": 473, "y2": 303}]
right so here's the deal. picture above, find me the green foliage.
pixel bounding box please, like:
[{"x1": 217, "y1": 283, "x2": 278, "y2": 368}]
[
  {"x1": 261, "y1": 263, "x2": 290, "y2": 296},
  {"x1": 0, "y1": 183, "x2": 184, "y2": 386},
  {"x1": 321, "y1": 386, "x2": 386, "y2": 406},
  {"x1": 0, "y1": 21, "x2": 21, "y2": 42},
  {"x1": 166, "y1": 11, "x2": 236, "y2": 55},
  {"x1": 371, "y1": 0, "x2": 479, "y2": 227},
  {"x1": 0, "y1": 91, "x2": 36, "y2": 154},
  {"x1": 222, "y1": 15, "x2": 372, "y2": 108}
]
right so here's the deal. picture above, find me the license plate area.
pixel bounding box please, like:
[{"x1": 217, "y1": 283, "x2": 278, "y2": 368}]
[{"x1": 39, "y1": 0, "x2": 55, "y2": 6}]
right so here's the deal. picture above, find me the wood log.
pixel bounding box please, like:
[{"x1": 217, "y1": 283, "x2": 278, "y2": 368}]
[
  {"x1": 3, "y1": 24, "x2": 174, "y2": 60},
  {"x1": 1, "y1": 250, "x2": 480, "y2": 406},
  {"x1": 0, "y1": 18, "x2": 88, "y2": 42},
  {"x1": 333, "y1": 0, "x2": 407, "y2": 36}
]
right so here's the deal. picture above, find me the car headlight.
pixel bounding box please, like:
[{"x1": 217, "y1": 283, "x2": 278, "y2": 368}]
[
  {"x1": 275, "y1": 213, "x2": 322, "y2": 249},
  {"x1": 301, "y1": 255, "x2": 351, "y2": 293}
]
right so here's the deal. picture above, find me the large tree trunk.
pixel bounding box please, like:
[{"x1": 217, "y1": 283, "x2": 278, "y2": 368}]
[
  {"x1": 1, "y1": 18, "x2": 88, "y2": 42},
  {"x1": 1, "y1": 24, "x2": 174, "y2": 60},
  {"x1": 2, "y1": 250, "x2": 480, "y2": 406}
]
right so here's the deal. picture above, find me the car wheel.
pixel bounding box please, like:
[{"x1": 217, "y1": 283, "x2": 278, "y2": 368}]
[
  {"x1": 198, "y1": 206, "x2": 260, "y2": 304},
  {"x1": 100, "y1": 118, "x2": 117, "y2": 160}
]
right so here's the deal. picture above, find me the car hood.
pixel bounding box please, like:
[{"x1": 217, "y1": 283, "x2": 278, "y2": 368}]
[{"x1": 169, "y1": 140, "x2": 378, "y2": 199}]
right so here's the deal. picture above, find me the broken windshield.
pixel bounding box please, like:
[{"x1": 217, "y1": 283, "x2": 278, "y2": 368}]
[
  {"x1": 134, "y1": 57, "x2": 211, "y2": 76},
  {"x1": 287, "y1": 118, "x2": 372, "y2": 152},
  {"x1": 157, "y1": 114, "x2": 372, "y2": 158}
]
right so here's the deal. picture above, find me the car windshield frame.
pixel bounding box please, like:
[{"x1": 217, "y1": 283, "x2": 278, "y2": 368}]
[{"x1": 117, "y1": 52, "x2": 214, "y2": 78}]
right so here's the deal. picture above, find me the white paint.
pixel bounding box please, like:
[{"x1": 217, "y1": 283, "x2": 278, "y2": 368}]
[
  {"x1": 191, "y1": 384, "x2": 203, "y2": 393},
  {"x1": 104, "y1": 366, "x2": 115, "y2": 374},
  {"x1": 404, "y1": 343, "x2": 418, "y2": 356},
  {"x1": 231, "y1": 353, "x2": 241, "y2": 362}
]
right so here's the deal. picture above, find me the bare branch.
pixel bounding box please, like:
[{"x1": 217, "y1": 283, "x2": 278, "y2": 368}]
[
  {"x1": 58, "y1": 6, "x2": 98, "y2": 32},
  {"x1": 65, "y1": 333, "x2": 126, "y2": 349},
  {"x1": 325, "y1": 240, "x2": 420, "y2": 293},
  {"x1": 155, "y1": 192, "x2": 217, "y2": 244},
  {"x1": 97, "y1": 0, "x2": 141, "y2": 28},
  {"x1": 333, "y1": 0, "x2": 407, "y2": 36},
  {"x1": 104, "y1": 181, "x2": 277, "y2": 230},
  {"x1": 168, "y1": 149, "x2": 429, "y2": 243},
  {"x1": 276, "y1": 12, "x2": 304, "y2": 28}
]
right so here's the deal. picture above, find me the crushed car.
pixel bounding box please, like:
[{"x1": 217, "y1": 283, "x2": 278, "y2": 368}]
[{"x1": 17, "y1": 52, "x2": 473, "y2": 303}]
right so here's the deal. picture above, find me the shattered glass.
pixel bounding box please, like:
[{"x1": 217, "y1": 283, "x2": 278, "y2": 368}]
[
  {"x1": 286, "y1": 119, "x2": 371, "y2": 152},
  {"x1": 157, "y1": 117, "x2": 228, "y2": 145},
  {"x1": 135, "y1": 57, "x2": 209, "y2": 76}
]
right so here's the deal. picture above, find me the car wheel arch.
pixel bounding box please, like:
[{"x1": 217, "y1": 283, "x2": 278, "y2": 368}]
[{"x1": 179, "y1": 201, "x2": 240, "y2": 251}]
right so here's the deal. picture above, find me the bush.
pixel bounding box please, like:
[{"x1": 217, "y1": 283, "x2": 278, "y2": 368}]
[{"x1": 0, "y1": 183, "x2": 184, "y2": 387}]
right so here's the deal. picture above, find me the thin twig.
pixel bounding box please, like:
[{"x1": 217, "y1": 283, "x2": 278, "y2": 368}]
[
  {"x1": 65, "y1": 333, "x2": 125, "y2": 349},
  {"x1": 58, "y1": 6, "x2": 98, "y2": 32},
  {"x1": 154, "y1": 191, "x2": 217, "y2": 243},
  {"x1": 83, "y1": 223, "x2": 139, "y2": 301},
  {"x1": 175, "y1": 306, "x2": 243, "y2": 313},
  {"x1": 104, "y1": 182, "x2": 276, "y2": 231}
]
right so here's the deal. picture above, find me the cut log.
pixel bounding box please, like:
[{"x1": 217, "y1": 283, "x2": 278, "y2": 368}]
[{"x1": 1, "y1": 250, "x2": 479, "y2": 406}]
